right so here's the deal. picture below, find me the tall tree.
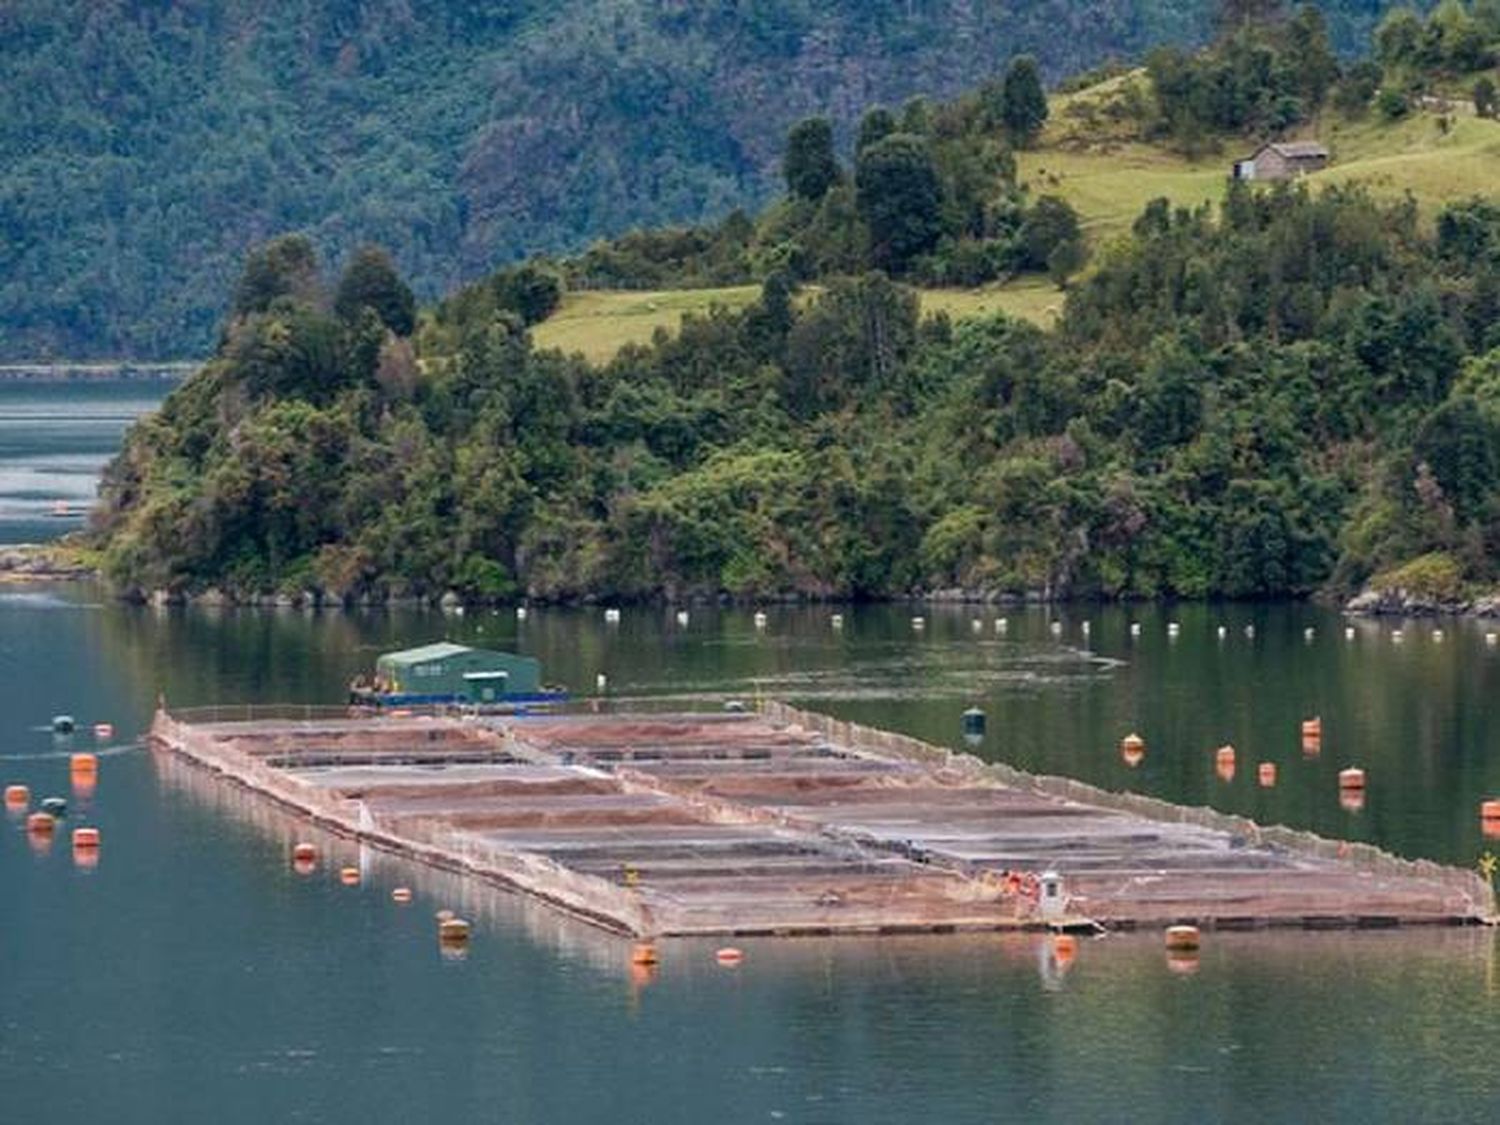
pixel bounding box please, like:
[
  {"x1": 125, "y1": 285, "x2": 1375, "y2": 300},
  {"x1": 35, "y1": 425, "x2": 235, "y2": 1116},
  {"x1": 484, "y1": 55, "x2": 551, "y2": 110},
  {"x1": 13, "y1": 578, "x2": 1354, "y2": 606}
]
[
  {"x1": 1475, "y1": 75, "x2": 1497, "y2": 118},
  {"x1": 334, "y1": 246, "x2": 417, "y2": 337},
  {"x1": 1000, "y1": 55, "x2": 1049, "y2": 147},
  {"x1": 231, "y1": 235, "x2": 322, "y2": 319},
  {"x1": 854, "y1": 134, "x2": 944, "y2": 272},
  {"x1": 856, "y1": 107, "x2": 897, "y2": 154},
  {"x1": 1285, "y1": 4, "x2": 1341, "y2": 111},
  {"x1": 783, "y1": 117, "x2": 839, "y2": 201}
]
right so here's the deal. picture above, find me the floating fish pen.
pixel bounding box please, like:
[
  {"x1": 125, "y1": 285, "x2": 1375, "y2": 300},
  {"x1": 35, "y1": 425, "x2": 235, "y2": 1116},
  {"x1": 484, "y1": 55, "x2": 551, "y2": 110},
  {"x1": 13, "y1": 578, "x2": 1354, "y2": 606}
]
[{"x1": 149, "y1": 703, "x2": 1494, "y2": 937}]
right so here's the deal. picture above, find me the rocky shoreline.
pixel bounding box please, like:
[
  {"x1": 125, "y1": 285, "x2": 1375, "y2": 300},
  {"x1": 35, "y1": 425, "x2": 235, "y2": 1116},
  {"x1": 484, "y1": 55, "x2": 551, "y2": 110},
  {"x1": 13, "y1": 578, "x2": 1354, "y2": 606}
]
[
  {"x1": 8, "y1": 543, "x2": 1500, "y2": 619},
  {"x1": 0, "y1": 545, "x2": 95, "y2": 582},
  {"x1": 1342, "y1": 586, "x2": 1500, "y2": 618}
]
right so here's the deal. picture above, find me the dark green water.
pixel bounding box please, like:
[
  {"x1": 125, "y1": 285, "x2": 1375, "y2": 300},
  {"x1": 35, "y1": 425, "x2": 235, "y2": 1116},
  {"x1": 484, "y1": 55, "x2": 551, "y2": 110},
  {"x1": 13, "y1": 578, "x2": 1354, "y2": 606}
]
[{"x1": 2, "y1": 592, "x2": 1498, "y2": 1122}]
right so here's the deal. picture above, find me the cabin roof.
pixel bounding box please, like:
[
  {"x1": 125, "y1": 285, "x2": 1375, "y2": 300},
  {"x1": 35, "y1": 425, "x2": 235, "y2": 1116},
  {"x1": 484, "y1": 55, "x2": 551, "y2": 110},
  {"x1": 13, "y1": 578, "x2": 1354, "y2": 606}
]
[
  {"x1": 379, "y1": 641, "x2": 475, "y2": 666},
  {"x1": 1260, "y1": 140, "x2": 1329, "y2": 159}
]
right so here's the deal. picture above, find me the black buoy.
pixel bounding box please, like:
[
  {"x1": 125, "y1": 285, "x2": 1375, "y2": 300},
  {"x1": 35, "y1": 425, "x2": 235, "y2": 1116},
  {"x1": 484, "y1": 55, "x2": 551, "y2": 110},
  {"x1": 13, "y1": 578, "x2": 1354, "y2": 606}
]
[
  {"x1": 40, "y1": 796, "x2": 67, "y2": 818},
  {"x1": 961, "y1": 706, "x2": 986, "y2": 746},
  {"x1": 52, "y1": 714, "x2": 75, "y2": 735}
]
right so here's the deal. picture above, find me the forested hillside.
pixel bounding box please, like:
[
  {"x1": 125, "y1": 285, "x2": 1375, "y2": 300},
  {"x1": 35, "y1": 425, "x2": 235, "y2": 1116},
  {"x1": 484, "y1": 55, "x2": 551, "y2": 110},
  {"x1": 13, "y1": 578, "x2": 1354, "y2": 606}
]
[
  {"x1": 1, "y1": 0, "x2": 1400, "y2": 360},
  {"x1": 94, "y1": 180, "x2": 1500, "y2": 607}
]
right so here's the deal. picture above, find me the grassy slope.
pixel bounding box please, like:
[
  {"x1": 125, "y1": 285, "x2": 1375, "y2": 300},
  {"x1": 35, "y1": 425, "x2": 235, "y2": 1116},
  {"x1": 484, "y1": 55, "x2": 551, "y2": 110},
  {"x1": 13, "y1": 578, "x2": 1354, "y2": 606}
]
[
  {"x1": 535, "y1": 78, "x2": 1500, "y2": 363},
  {"x1": 532, "y1": 280, "x2": 1065, "y2": 360}
]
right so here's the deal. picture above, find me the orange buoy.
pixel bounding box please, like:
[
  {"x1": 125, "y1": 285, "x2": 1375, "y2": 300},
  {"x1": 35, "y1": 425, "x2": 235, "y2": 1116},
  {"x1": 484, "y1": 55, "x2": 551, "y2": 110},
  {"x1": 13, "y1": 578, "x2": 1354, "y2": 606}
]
[
  {"x1": 1301, "y1": 717, "x2": 1322, "y2": 739},
  {"x1": 1257, "y1": 762, "x2": 1277, "y2": 788},
  {"x1": 26, "y1": 811, "x2": 56, "y2": 835},
  {"x1": 1215, "y1": 745, "x2": 1236, "y2": 782},
  {"x1": 439, "y1": 917, "x2": 471, "y2": 942},
  {"x1": 1338, "y1": 767, "x2": 1366, "y2": 789},
  {"x1": 72, "y1": 827, "x2": 100, "y2": 848},
  {"x1": 1120, "y1": 733, "x2": 1145, "y2": 756},
  {"x1": 92, "y1": 723, "x2": 113, "y2": 740},
  {"x1": 4, "y1": 783, "x2": 29, "y2": 809},
  {"x1": 339, "y1": 866, "x2": 360, "y2": 886},
  {"x1": 291, "y1": 842, "x2": 317, "y2": 866},
  {"x1": 70, "y1": 752, "x2": 98, "y2": 775},
  {"x1": 1482, "y1": 800, "x2": 1500, "y2": 838},
  {"x1": 1164, "y1": 924, "x2": 1201, "y2": 952},
  {"x1": 715, "y1": 946, "x2": 745, "y2": 966},
  {"x1": 391, "y1": 887, "x2": 413, "y2": 904},
  {"x1": 630, "y1": 942, "x2": 660, "y2": 966}
]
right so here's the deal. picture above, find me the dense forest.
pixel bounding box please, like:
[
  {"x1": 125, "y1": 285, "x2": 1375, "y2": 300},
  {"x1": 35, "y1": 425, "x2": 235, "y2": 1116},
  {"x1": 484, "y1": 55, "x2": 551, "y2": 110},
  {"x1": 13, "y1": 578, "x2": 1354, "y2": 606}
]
[
  {"x1": 93, "y1": 181, "x2": 1500, "y2": 606},
  {"x1": 0, "y1": 0, "x2": 1414, "y2": 360}
]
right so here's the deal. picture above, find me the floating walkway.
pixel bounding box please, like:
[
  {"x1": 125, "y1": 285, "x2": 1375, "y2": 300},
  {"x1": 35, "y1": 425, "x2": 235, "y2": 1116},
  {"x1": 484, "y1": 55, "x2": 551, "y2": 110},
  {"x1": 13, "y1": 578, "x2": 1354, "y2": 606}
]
[{"x1": 149, "y1": 704, "x2": 1494, "y2": 937}]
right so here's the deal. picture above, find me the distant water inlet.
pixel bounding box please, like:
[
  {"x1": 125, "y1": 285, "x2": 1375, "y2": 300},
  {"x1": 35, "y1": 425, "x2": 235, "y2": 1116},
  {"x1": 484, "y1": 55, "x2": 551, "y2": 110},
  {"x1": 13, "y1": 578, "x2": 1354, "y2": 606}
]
[
  {"x1": 0, "y1": 378, "x2": 171, "y2": 545},
  {"x1": 150, "y1": 704, "x2": 1492, "y2": 937}
]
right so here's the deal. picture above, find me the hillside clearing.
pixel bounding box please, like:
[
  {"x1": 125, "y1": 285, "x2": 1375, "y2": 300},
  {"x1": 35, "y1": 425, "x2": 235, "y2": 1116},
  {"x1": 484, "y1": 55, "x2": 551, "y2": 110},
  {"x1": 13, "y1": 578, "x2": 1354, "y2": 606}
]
[
  {"x1": 536, "y1": 83, "x2": 1500, "y2": 365},
  {"x1": 533, "y1": 280, "x2": 1065, "y2": 362}
]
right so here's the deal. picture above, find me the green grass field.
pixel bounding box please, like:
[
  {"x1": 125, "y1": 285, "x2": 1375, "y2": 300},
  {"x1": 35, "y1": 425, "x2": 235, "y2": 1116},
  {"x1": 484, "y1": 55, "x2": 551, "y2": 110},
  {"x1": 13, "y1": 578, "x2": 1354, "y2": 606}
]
[
  {"x1": 531, "y1": 286, "x2": 763, "y2": 362},
  {"x1": 532, "y1": 280, "x2": 1067, "y2": 361},
  {"x1": 535, "y1": 81, "x2": 1500, "y2": 364}
]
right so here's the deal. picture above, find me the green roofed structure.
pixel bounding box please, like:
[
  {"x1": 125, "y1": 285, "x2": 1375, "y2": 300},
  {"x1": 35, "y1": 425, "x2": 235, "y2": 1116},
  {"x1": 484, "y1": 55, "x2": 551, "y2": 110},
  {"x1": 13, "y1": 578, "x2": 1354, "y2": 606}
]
[{"x1": 368, "y1": 642, "x2": 549, "y2": 704}]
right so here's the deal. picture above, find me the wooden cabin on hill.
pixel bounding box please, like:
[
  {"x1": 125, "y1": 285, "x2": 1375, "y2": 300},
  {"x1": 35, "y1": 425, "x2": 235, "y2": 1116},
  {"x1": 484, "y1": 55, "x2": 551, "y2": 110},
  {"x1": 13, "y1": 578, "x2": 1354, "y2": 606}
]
[{"x1": 1231, "y1": 141, "x2": 1329, "y2": 182}]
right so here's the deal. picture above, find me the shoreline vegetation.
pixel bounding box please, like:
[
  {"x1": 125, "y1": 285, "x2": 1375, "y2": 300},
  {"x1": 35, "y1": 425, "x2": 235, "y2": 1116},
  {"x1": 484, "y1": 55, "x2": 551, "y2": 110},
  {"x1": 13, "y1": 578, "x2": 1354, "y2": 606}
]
[{"x1": 79, "y1": 7, "x2": 1500, "y2": 618}]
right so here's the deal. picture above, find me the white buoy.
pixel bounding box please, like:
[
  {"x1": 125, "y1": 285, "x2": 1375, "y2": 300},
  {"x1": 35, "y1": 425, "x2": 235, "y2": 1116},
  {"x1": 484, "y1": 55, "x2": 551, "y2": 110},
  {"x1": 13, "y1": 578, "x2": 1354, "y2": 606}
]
[
  {"x1": 1344, "y1": 626, "x2": 1355, "y2": 641},
  {"x1": 1303, "y1": 627, "x2": 1315, "y2": 642},
  {"x1": 1392, "y1": 629, "x2": 1405, "y2": 643},
  {"x1": 1049, "y1": 620, "x2": 1062, "y2": 636},
  {"x1": 995, "y1": 618, "x2": 1008, "y2": 634},
  {"x1": 1080, "y1": 621, "x2": 1091, "y2": 637},
  {"x1": 1129, "y1": 622, "x2": 1141, "y2": 637},
  {"x1": 1216, "y1": 625, "x2": 1227, "y2": 640},
  {"x1": 831, "y1": 613, "x2": 844, "y2": 630},
  {"x1": 1244, "y1": 624, "x2": 1255, "y2": 638},
  {"x1": 516, "y1": 606, "x2": 528, "y2": 621},
  {"x1": 912, "y1": 616, "x2": 926, "y2": 631},
  {"x1": 753, "y1": 611, "x2": 768, "y2": 630},
  {"x1": 971, "y1": 619, "x2": 983, "y2": 634},
  {"x1": 1167, "y1": 622, "x2": 1180, "y2": 638},
  {"x1": 1487, "y1": 632, "x2": 1497, "y2": 647},
  {"x1": 1433, "y1": 628, "x2": 1444, "y2": 642},
  {"x1": 604, "y1": 607, "x2": 621, "y2": 624},
  {"x1": 675, "y1": 610, "x2": 689, "y2": 627},
  {"x1": 596, "y1": 673, "x2": 608, "y2": 692}
]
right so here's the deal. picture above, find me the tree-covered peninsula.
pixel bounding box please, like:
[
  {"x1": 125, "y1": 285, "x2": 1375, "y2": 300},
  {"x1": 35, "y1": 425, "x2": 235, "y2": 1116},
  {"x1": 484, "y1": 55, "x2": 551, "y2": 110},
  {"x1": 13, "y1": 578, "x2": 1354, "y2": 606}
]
[{"x1": 92, "y1": 11, "x2": 1500, "y2": 608}]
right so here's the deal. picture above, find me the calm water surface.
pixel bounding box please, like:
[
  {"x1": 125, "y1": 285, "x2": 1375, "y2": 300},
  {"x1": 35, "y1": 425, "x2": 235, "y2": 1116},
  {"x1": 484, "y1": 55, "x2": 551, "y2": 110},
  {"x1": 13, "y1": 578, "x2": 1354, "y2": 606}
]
[
  {"x1": 0, "y1": 379, "x2": 169, "y2": 544},
  {"x1": 2, "y1": 593, "x2": 1498, "y2": 1122}
]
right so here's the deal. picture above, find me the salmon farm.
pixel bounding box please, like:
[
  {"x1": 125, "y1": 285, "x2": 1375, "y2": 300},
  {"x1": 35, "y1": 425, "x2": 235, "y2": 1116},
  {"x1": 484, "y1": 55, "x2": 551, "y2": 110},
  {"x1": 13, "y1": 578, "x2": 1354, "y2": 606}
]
[{"x1": 149, "y1": 703, "x2": 1494, "y2": 938}]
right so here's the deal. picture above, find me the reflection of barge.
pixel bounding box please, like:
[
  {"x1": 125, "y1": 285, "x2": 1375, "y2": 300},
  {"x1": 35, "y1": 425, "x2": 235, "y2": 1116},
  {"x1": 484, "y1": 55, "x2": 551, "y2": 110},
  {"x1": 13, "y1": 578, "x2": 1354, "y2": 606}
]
[{"x1": 349, "y1": 642, "x2": 568, "y2": 708}]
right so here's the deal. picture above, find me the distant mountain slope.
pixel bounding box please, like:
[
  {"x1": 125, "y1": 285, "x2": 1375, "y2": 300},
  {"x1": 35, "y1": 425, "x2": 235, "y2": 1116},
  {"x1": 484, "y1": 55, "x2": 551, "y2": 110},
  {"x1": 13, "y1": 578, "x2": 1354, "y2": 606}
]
[{"x1": 0, "y1": 0, "x2": 1399, "y2": 360}]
